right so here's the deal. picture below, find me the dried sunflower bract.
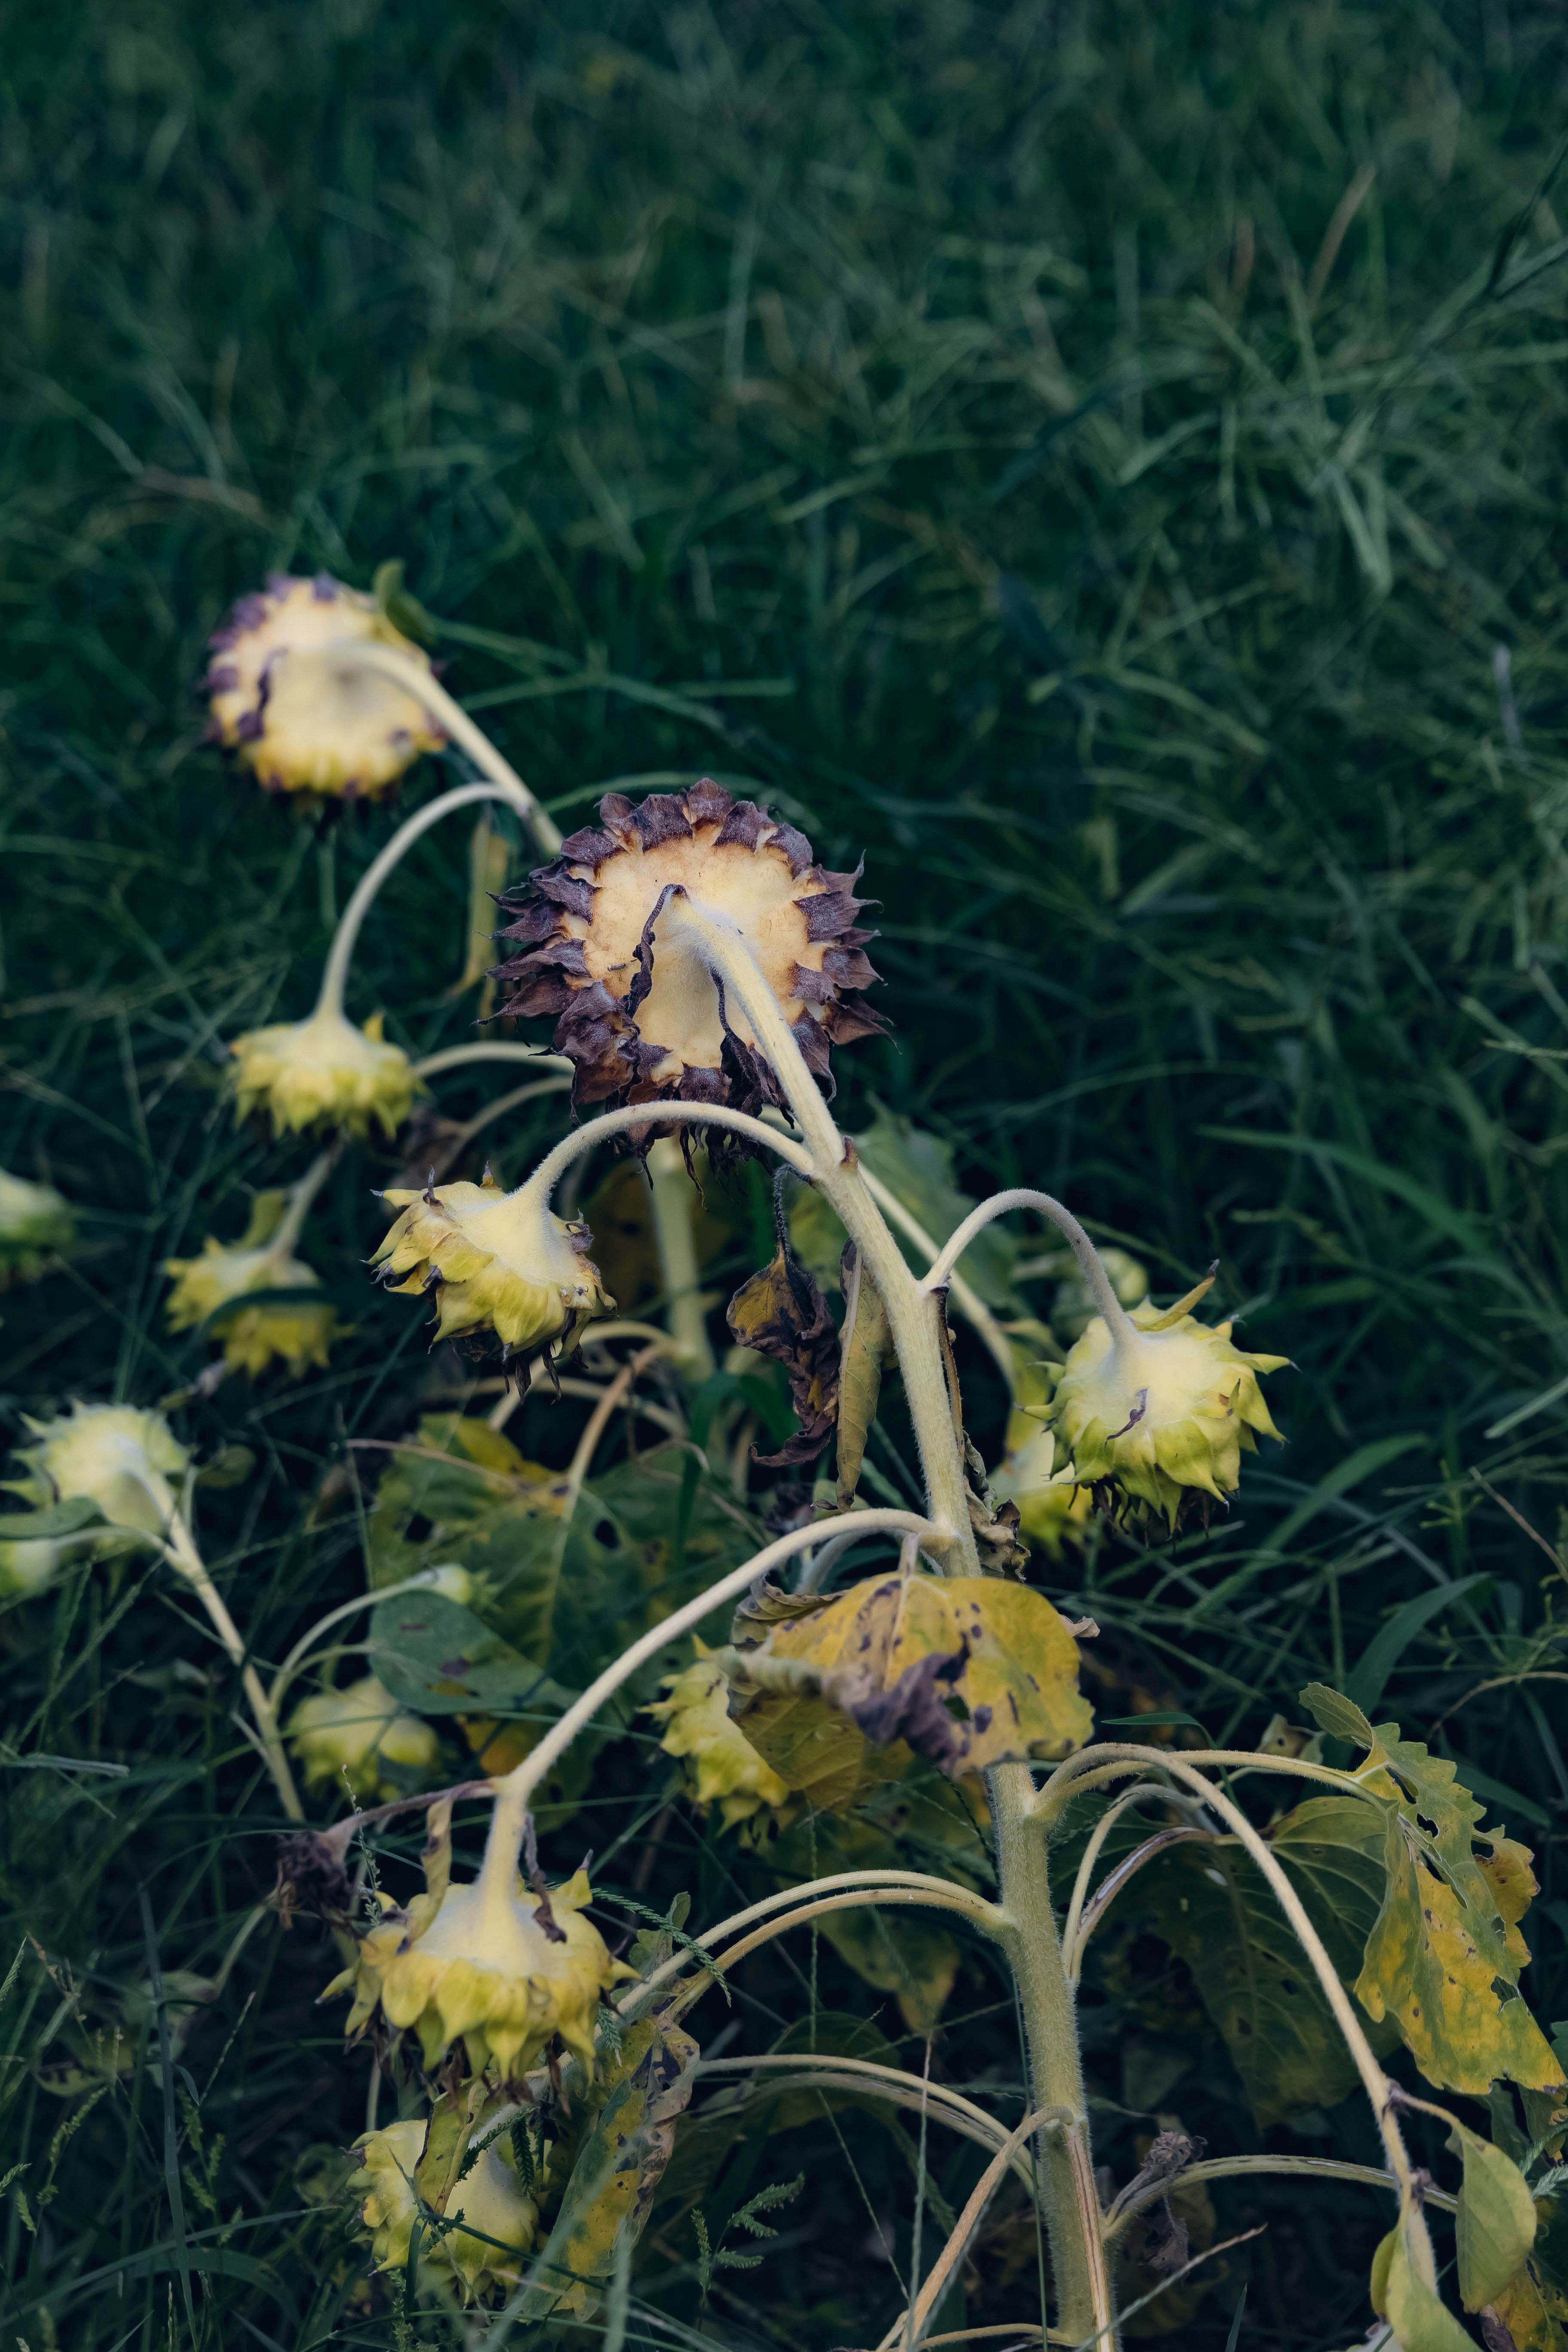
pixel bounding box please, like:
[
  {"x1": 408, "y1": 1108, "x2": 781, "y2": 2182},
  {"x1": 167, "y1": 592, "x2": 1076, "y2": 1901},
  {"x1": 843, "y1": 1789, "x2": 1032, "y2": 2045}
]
[
  {"x1": 372, "y1": 1168, "x2": 613, "y2": 1363},
  {"x1": 490, "y1": 780, "x2": 884, "y2": 1120},
  {"x1": 205, "y1": 572, "x2": 443, "y2": 801},
  {"x1": 229, "y1": 1006, "x2": 416, "y2": 1140},
  {"x1": 1045, "y1": 1274, "x2": 1286, "y2": 1528}
]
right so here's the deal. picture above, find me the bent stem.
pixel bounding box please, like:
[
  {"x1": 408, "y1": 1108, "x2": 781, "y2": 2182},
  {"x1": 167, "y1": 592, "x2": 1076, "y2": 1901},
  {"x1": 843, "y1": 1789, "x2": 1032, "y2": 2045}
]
[
  {"x1": 924, "y1": 1189, "x2": 1137, "y2": 1346},
  {"x1": 316, "y1": 781, "x2": 544, "y2": 1025},
  {"x1": 266, "y1": 1146, "x2": 337, "y2": 1263},
  {"x1": 307, "y1": 640, "x2": 563, "y2": 857},
  {"x1": 160, "y1": 1505, "x2": 303, "y2": 1820},
  {"x1": 412, "y1": 1043, "x2": 572, "y2": 1081}
]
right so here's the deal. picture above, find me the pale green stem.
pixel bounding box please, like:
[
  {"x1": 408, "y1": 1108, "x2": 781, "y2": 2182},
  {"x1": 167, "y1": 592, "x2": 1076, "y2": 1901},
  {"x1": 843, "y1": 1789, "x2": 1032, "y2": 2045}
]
[
  {"x1": 1033, "y1": 1744, "x2": 1389, "y2": 1831},
  {"x1": 303, "y1": 639, "x2": 562, "y2": 857},
  {"x1": 491, "y1": 1508, "x2": 935, "y2": 1809},
  {"x1": 647, "y1": 1136, "x2": 715, "y2": 1376},
  {"x1": 564, "y1": 1342, "x2": 669, "y2": 1489},
  {"x1": 519, "y1": 1100, "x2": 813, "y2": 1203},
  {"x1": 1027, "y1": 1748, "x2": 1420, "y2": 2213},
  {"x1": 1101, "y1": 2154, "x2": 1455, "y2": 2245},
  {"x1": 475, "y1": 1773, "x2": 533, "y2": 1948},
  {"x1": 1059, "y1": 1785, "x2": 1212, "y2": 1984},
  {"x1": 316, "y1": 781, "x2": 536, "y2": 1022},
  {"x1": 857, "y1": 1165, "x2": 1018, "y2": 1388},
  {"x1": 875, "y1": 2107, "x2": 1062, "y2": 2352},
  {"x1": 266, "y1": 1147, "x2": 337, "y2": 1261},
  {"x1": 626, "y1": 1867, "x2": 1007, "y2": 2013},
  {"x1": 695, "y1": 2053, "x2": 1036, "y2": 2183},
  {"x1": 159, "y1": 1502, "x2": 303, "y2": 1820},
  {"x1": 412, "y1": 1043, "x2": 572, "y2": 1080},
  {"x1": 924, "y1": 1190, "x2": 1138, "y2": 1346}
]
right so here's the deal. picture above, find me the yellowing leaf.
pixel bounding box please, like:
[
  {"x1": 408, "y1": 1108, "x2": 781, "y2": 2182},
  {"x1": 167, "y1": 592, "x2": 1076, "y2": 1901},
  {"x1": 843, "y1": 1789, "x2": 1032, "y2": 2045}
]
[
  {"x1": 1449, "y1": 2119, "x2": 1537, "y2": 2312},
  {"x1": 1357, "y1": 1817, "x2": 1564, "y2": 2098},
  {"x1": 738, "y1": 1684, "x2": 911, "y2": 1812},
  {"x1": 512, "y1": 2016, "x2": 697, "y2": 2324},
  {"x1": 1301, "y1": 1683, "x2": 1565, "y2": 2099},
  {"x1": 738, "y1": 1571, "x2": 1093, "y2": 1778},
  {"x1": 1384, "y1": 2215, "x2": 1482, "y2": 2352}
]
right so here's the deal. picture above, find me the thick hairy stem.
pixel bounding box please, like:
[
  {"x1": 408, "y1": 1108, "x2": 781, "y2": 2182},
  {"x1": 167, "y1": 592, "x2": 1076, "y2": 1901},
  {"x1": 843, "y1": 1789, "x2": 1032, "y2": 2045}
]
[
  {"x1": 492, "y1": 1508, "x2": 935, "y2": 1809},
  {"x1": 1028, "y1": 1748, "x2": 1419, "y2": 2209},
  {"x1": 991, "y1": 1762, "x2": 1118, "y2": 2349},
  {"x1": 316, "y1": 781, "x2": 539, "y2": 1020},
  {"x1": 647, "y1": 1136, "x2": 715, "y2": 1376},
  {"x1": 162, "y1": 1510, "x2": 303, "y2": 1820},
  {"x1": 411, "y1": 1042, "x2": 572, "y2": 1080},
  {"x1": 924, "y1": 1189, "x2": 1138, "y2": 1345},
  {"x1": 307, "y1": 640, "x2": 562, "y2": 857}
]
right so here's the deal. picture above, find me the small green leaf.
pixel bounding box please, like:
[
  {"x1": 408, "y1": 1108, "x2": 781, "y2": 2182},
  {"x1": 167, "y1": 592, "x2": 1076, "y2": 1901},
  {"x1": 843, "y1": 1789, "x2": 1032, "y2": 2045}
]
[
  {"x1": 367, "y1": 1588, "x2": 574, "y2": 1719},
  {"x1": 1384, "y1": 2216, "x2": 1480, "y2": 2351},
  {"x1": 0, "y1": 1498, "x2": 106, "y2": 1541},
  {"x1": 1450, "y1": 2118, "x2": 1537, "y2": 2311}
]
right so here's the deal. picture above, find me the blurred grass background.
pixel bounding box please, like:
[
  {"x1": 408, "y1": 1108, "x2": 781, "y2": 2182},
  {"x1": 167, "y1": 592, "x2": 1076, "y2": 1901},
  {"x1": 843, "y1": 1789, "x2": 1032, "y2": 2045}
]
[{"x1": 4, "y1": 0, "x2": 1568, "y2": 2343}]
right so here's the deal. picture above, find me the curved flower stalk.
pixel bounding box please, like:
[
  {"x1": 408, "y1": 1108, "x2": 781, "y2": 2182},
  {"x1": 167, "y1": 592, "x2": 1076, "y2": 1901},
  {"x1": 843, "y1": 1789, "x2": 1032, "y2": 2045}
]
[
  {"x1": 4, "y1": 1401, "x2": 303, "y2": 1817},
  {"x1": 0, "y1": 1168, "x2": 74, "y2": 1286},
  {"x1": 164, "y1": 1154, "x2": 342, "y2": 1376}
]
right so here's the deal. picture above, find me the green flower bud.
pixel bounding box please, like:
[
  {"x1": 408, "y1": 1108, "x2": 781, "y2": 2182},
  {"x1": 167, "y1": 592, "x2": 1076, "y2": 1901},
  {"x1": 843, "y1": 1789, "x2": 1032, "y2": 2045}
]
[{"x1": 0, "y1": 1168, "x2": 73, "y2": 1287}]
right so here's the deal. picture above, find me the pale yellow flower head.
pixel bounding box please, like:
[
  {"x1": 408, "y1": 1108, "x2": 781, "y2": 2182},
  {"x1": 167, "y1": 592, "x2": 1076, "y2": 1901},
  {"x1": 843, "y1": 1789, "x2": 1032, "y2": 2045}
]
[
  {"x1": 165, "y1": 1193, "x2": 342, "y2": 1378},
  {"x1": 288, "y1": 1675, "x2": 441, "y2": 1800},
  {"x1": 0, "y1": 1169, "x2": 74, "y2": 1287},
  {"x1": 647, "y1": 1650, "x2": 791, "y2": 1829},
  {"x1": 4, "y1": 1403, "x2": 189, "y2": 1545},
  {"x1": 0, "y1": 1534, "x2": 70, "y2": 1601},
  {"x1": 990, "y1": 1426, "x2": 1096, "y2": 1562},
  {"x1": 1045, "y1": 1274, "x2": 1286, "y2": 1528},
  {"x1": 373, "y1": 1169, "x2": 613, "y2": 1360},
  {"x1": 230, "y1": 1004, "x2": 416, "y2": 1139},
  {"x1": 205, "y1": 573, "x2": 442, "y2": 801},
  {"x1": 326, "y1": 1861, "x2": 630, "y2": 2081},
  {"x1": 355, "y1": 2111, "x2": 541, "y2": 2299}
]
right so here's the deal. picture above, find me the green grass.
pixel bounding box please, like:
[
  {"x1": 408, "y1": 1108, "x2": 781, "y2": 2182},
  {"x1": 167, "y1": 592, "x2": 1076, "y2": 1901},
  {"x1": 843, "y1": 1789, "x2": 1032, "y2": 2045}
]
[{"x1": 4, "y1": 1, "x2": 1568, "y2": 2344}]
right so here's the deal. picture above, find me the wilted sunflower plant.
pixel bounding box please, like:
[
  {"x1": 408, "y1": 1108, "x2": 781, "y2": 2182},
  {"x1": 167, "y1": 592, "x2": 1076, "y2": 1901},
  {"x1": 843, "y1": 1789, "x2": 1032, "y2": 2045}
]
[{"x1": 11, "y1": 572, "x2": 1564, "y2": 2351}]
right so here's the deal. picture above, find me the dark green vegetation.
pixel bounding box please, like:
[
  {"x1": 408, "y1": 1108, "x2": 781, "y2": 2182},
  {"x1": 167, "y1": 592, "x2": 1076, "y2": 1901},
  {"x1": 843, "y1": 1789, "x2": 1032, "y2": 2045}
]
[{"x1": 4, "y1": 0, "x2": 1568, "y2": 2343}]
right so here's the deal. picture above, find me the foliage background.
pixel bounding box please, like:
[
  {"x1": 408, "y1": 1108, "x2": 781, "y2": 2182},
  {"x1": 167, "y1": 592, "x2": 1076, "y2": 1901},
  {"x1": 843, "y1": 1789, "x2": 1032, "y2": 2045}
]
[{"x1": 2, "y1": 0, "x2": 1568, "y2": 2343}]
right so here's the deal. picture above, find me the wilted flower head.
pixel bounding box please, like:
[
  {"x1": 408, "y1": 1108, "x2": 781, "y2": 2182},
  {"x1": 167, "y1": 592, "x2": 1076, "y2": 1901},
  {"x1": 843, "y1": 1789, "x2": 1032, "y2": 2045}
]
[
  {"x1": 647, "y1": 1650, "x2": 791, "y2": 1829},
  {"x1": 165, "y1": 1193, "x2": 342, "y2": 1378},
  {"x1": 288, "y1": 1675, "x2": 441, "y2": 1800},
  {"x1": 230, "y1": 1005, "x2": 416, "y2": 1139},
  {"x1": 0, "y1": 1532, "x2": 71, "y2": 1601},
  {"x1": 4, "y1": 1403, "x2": 189, "y2": 1545},
  {"x1": 373, "y1": 1168, "x2": 613, "y2": 1362},
  {"x1": 355, "y1": 2108, "x2": 541, "y2": 2298},
  {"x1": 0, "y1": 1169, "x2": 74, "y2": 1287},
  {"x1": 205, "y1": 573, "x2": 442, "y2": 802},
  {"x1": 490, "y1": 781, "x2": 884, "y2": 1117},
  {"x1": 326, "y1": 1856, "x2": 631, "y2": 2081},
  {"x1": 1045, "y1": 1274, "x2": 1286, "y2": 1528}
]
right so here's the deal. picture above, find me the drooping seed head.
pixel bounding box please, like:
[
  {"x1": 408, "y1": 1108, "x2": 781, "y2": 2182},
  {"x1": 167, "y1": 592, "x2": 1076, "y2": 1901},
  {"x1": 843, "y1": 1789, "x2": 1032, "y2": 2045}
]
[
  {"x1": 3, "y1": 1402, "x2": 189, "y2": 1547},
  {"x1": 229, "y1": 1006, "x2": 416, "y2": 1139},
  {"x1": 287, "y1": 1675, "x2": 441, "y2": 1800},
  {"x1": 165, "y1": 1194, "x2": 342, "y2": 1378},
  {"x1": 205, "y1": 573, "x2": 442, "y2": 801},
  {"x1": 372, "y1": 1169, "x2": 613, "y2": 1364},
  {"x1": 490, "y1": 781, "x2": 884, "y2": 1121},
  {"x1": 354, "y1": 2110, "x2": 542, "y2": 2299}
]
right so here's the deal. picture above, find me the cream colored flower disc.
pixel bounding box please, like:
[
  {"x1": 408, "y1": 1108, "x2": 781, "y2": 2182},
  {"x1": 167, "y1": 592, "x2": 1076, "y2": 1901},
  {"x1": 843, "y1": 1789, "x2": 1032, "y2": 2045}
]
[{"x1": 205, "y1": 573, "x2": 442, "y2": 800}]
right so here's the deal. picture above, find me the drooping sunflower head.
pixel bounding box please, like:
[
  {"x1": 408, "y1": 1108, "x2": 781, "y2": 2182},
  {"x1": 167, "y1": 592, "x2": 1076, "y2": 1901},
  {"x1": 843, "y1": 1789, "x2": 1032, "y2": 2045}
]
[
  {"x1": 490, "y1": 780, "x2": 884, "y2": 1118},
  {"x1": 372, "y1": 1168, "x2": 613, "y2": 1363},
  {"x1": 165, "y1": 1194, "x2": 343, "y2": 1378},
  {"x1": 354, "y1": 2105, "x2": 542, "y2": 2299},
  {"x1": 229, "y1": 1005, "x2": 417, "y2": 1139},
  {"x1": 0, "y1": 1169, "x2": 74, "y2": 1287},
  {"x1": 4, "y1": 1402, "x2": 189, "y2": 1546},
  {"x1": 288, "y1": 1675, "x2": 442, "y2": 1800},
  {"x1": 205, "y1": 573, "x2": 443, "y2": 802},
  {"x1": 326, "y1": 1862, "x2": 632, "y2": 2082},
  {"x1": 1045, "y1": 1276, "x2": 1287, "y2": 1529}
]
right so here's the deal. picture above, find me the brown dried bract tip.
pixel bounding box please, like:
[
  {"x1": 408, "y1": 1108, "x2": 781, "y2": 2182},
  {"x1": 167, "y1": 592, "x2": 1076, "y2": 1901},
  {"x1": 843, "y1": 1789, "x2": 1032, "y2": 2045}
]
[{"x1": 489, "y1": 780, "x2": 885, "y2": 1134}]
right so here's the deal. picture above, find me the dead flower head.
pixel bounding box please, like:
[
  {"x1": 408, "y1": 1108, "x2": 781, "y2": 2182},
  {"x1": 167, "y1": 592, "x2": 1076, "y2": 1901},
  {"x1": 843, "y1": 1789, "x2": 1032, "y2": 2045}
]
[{"x1": 490, "y1": 781, "x2": 884, "y2": 1123}]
